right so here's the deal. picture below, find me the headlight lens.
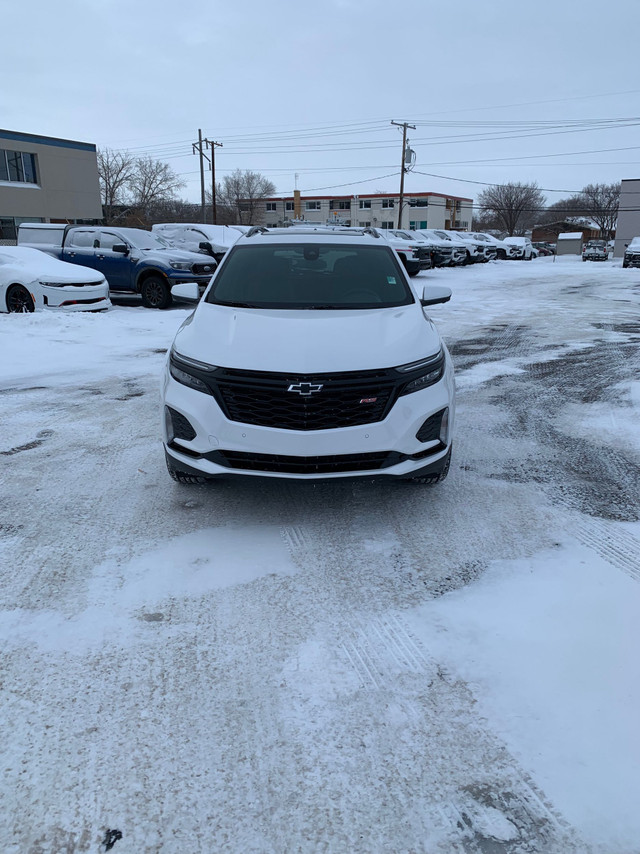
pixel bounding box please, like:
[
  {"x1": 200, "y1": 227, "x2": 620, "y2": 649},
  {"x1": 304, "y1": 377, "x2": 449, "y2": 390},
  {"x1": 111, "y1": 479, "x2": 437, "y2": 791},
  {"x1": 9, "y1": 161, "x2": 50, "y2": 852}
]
[
  {"x1": 169, "y1": 261, "x2": 193, "y2": 271},
  {"x1": 396, "y1": 349, "x2": 445, "y2": 394},
  {"x1": 169, "y1": 349, "x2": 218, "y2": 394}
]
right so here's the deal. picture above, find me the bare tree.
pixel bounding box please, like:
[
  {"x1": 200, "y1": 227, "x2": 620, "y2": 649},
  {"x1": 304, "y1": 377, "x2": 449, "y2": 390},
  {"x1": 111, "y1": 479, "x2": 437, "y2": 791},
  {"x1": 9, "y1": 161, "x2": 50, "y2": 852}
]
[
  {"x1": 535, "y1": 195, "x2": 588, "y2": 226},
  {"x1": 577, "y1": 183, "x2": 620, "y2": 239},
  {"x1": 127, "y1": 156, "x2": 185, "y2": 213},
  {"x1": 97, "y1": 148, "x2": 135, "y2": 223},
  {"x1": 216, "y1": 169, "x2": 276, "y2": 224},
  {"x1": 476, "y1": 182, "x2": 546, "y2": 235}
]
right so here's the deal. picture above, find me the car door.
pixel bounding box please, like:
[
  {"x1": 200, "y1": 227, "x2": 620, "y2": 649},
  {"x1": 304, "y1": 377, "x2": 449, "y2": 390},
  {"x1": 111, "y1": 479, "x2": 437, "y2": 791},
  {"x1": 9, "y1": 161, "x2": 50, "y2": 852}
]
[
  {"x1": 96, "y1": 231, "x2": 135, "y2": 291},
  {"x1": 63, "y1": 230, "x2": 99, "y2": 269}
]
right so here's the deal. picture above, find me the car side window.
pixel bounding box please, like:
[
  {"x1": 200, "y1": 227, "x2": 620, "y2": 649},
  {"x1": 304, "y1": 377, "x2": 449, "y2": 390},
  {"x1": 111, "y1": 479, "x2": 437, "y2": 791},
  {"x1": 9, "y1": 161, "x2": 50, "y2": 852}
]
[
  {"x1": 99, "y1": 232, "x2": 123, "y2": 251},
  {"x1": 68, "y1": 231, "x2": 94, "y2": 248}
]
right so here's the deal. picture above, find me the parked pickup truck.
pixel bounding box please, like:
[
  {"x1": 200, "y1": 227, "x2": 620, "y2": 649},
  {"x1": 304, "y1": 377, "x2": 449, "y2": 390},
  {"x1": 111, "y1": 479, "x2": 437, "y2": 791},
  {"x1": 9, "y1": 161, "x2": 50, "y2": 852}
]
[{"x1": 18, "y1": 224, "x2": 216, "y2": 308}]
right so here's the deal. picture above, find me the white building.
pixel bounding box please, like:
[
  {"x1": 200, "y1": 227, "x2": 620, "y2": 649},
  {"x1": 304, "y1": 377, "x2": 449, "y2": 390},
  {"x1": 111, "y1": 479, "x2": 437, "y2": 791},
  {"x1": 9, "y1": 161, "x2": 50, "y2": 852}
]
[
  {"x1": 614, "y1": 178, "x2": 640, "y2": 258},
  {"x1": 260, "y1": 191, "x2": 473, "y2": 231}
]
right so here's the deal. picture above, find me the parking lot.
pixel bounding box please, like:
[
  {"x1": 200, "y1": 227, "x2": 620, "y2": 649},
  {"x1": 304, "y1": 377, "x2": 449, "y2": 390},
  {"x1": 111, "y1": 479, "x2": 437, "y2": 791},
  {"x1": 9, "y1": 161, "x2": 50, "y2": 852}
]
[{"x1": 1, "y1": 256, "x2": 640, "y2": 853}]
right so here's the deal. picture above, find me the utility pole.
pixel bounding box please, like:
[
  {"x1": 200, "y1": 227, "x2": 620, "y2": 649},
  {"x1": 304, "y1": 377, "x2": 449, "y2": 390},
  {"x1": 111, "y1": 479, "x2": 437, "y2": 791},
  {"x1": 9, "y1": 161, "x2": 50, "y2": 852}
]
[
  {"x1": 391, "y1": 120, "x2": 415, "y2": 229},
  {"x1": 204, "y1": 138, "x2": 223, "y2": 224},
  {"x1": 192, "y1": 129, "x2": 206, "y2": 222}
]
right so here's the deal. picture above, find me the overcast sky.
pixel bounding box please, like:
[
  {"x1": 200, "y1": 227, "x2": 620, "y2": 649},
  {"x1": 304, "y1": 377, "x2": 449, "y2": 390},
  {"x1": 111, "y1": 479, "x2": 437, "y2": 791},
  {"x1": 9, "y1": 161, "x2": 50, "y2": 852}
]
[{"x1": 3, "y1": 0, "x2": 639, "y2": 206}]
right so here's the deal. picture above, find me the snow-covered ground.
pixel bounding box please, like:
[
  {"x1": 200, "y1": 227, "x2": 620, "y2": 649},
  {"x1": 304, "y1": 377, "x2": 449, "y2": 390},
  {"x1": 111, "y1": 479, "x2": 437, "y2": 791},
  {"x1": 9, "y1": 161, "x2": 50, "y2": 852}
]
[{"x1": 1, "y1": 256, "x2": 639, "y2": 853}]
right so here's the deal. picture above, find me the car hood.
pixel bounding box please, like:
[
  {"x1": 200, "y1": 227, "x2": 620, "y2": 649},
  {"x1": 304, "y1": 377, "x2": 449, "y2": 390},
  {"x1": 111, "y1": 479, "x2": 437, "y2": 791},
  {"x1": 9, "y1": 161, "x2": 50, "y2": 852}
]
[
  {"x1": 173, "y1": 302, "x2": 442, "y2": 373},
  {"x1": 136, "y1": 248, "x2": 211, "y2": 265},
  {"x1": 1, "y1": 254, "x2": 105, "y2": 284}
]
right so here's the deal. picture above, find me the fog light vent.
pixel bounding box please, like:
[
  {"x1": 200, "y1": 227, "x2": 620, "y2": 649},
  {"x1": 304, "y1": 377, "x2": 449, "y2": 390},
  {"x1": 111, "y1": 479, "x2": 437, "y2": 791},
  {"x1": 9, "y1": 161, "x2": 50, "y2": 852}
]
[
  {"x1": 416, "y1": 408, "x2": 446, "y2": 443},
  {"x1": 166, "y1": 406, "x2": 196, "y2": 441}
]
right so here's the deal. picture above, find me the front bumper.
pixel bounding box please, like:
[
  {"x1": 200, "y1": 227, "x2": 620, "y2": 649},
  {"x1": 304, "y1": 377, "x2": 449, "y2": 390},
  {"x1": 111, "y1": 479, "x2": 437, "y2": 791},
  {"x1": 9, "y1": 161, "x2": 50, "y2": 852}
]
[
  {"x1": 162, "y1": 357, "x2": 455, "y2": 480},
  {"x1": 41, "y1": 283, "x2": 111, "y2": 311}
]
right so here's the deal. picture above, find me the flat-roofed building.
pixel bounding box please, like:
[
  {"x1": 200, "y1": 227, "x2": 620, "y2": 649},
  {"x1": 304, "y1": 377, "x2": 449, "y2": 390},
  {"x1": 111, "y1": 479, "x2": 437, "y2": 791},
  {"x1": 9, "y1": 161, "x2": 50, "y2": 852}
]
[
  {"x1": 260, "y1": 191, "x2": 473, "y2": 231},
  {"x1": 0, "y1": 128, "x2": 102, "y2": 243},
  {"x1": 614, "y1": 178, "x2": 640, "y2": 258}
]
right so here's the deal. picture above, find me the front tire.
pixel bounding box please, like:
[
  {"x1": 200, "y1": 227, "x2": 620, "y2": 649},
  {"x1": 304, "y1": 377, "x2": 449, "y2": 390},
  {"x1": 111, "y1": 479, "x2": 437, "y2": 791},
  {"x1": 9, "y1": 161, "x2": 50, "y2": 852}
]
[
  {"x1": 165, "y1": 451, "x2": 209, "y2": 484},
  {"x1": 6, "y1": 285, "x2": 35, "y2": 313},
  {"x1": 404, "y1": 446, "x2": 452, "y2": 485},
  {"x1": 140, "y1": 276, "x2": 172, "y2": 309}
]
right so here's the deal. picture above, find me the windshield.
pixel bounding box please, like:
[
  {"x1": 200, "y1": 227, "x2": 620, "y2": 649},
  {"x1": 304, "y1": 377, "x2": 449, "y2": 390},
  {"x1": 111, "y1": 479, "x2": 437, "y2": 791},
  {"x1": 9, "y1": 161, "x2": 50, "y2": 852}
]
[
  {"x1": 205, "y1": 243, "x2": 414, "y2": 309},
  {"x1": 117, "y1": 229, "x2": 172, "y2": 250}
]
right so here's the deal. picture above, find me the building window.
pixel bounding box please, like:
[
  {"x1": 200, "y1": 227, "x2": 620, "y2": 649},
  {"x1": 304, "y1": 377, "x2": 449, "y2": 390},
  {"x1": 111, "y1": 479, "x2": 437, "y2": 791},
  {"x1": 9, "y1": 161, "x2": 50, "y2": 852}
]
[
  {"x1": 408, "y1": 198, "x2": 428, "y2": 208},
  {"x1": 329, "y1": 200, "x2": 350, "y2": 210},
  {"x1": 266, "y1": 222, "x2": 278, "y2": 228},
  {"x1": 410, "y1": 220, "x2": 428, "y2": 230},
  {"x1": 305, "y1": 201, "x2": 321, "y2": 211},
  {"x1": 265, "y1": 202, "x2": 277, "y2": 212},
  {"x1": 0, "y1": 149, "x2": 38, "y2": 184},
  {"x1": 285, "y1": 201, "x2": 295, "y2": 211},
  {"x1": 358, "y1": 221, "x2": 371, "y2": 227},
  {"x1": 381, "y1": 199, "x2": 395, "y2": 209},
  {"x1": 359, "y1": 199, "x2": 371, "y2": 209},
  {"x1": 381, "y1": 221, "x2": 394, "y2": 229}
]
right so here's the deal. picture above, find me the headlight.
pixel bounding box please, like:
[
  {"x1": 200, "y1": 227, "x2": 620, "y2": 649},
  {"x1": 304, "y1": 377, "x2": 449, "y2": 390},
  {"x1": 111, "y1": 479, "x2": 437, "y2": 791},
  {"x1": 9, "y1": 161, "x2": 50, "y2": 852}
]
[
  {"x1": 169, "y1": 261, "x2": 193, "y2": 271},
  {"x1": 396, "y1": 349, "x2": 445, "y2": 394},
  {"x1": 169, "y1": 349, "x2": 218, "y2": 394}
]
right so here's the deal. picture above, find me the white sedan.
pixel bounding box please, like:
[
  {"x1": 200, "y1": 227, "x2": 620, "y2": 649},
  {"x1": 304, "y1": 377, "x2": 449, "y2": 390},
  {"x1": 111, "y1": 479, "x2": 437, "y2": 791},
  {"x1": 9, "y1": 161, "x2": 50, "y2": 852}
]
[{"x1": 0, "y1": 247, "x2": 111, "y2": 313}]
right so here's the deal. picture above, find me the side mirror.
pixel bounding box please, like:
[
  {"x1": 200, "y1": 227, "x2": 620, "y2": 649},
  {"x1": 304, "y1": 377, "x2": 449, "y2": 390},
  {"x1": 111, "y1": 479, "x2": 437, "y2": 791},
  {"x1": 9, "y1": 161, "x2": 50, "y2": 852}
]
[
  {"x1": 420, "y1": 284, "x2": 452, "y2": 306},
  {"x1": 199, "y1": 241, "x2": 214, "y2": 255},
  {"x1": 171, "y1": 283, "x2": 201, "y2": 303},
  {"x1": 112, "y1": 243, "x2": 129, "y2": 255}
]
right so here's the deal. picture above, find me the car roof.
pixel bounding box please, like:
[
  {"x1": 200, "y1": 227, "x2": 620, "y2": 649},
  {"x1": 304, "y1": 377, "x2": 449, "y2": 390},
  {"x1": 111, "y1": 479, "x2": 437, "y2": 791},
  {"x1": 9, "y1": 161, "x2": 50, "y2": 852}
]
[{"x1": 234, "y1": 227, "x2": 387, "y2": 246}]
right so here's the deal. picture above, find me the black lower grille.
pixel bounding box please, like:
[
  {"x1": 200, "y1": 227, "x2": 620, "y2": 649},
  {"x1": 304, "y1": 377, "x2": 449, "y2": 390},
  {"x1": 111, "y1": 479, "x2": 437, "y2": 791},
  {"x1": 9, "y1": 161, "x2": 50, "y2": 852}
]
[
  {"x1": 212, "y1": 367, "x2": 398, "y2": 431},
  {"x1": 211, "y1": 450, "x2": 403, "y2": 474},
  {"x1": 167, "y1": 406, "x2": 196, "y2": 440},
  {"x1": 416, "y1": 409, "x2": 445, "y2": 443}
]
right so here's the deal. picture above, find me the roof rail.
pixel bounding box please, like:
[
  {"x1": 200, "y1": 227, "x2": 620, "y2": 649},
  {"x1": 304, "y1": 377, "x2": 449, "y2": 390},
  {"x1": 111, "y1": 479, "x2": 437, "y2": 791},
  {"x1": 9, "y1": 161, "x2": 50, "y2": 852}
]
[
  {"x1": 363, "y1": 227, "x2": 380, "y2": 239},
  {"x1": 245, "y1": 226, "x2": 269, "y2": 238}
]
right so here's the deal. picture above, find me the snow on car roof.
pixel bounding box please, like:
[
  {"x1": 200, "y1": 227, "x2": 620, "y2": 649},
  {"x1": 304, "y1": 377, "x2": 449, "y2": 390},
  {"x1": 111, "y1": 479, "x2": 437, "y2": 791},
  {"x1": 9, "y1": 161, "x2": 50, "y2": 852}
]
[{"x1": 557, "y1": 232, "x2": 584, "y2": 240}]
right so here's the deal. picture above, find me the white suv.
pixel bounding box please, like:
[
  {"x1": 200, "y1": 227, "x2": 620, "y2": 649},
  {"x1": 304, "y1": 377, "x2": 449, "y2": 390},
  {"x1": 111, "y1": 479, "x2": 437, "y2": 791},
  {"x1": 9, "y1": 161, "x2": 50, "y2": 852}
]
[{"x1": 162, "y1": 227, "x2": 455, "y2": 484}]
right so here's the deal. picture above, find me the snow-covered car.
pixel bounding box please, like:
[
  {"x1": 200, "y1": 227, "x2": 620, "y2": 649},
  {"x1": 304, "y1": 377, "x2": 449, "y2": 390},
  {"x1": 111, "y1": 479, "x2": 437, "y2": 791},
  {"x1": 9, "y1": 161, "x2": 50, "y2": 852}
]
[
  {"x1": 390, "y1": 230, "x2": 454, "y2": 268},
  {"x1": 582, "y1": 240, "x2": 608, "y2": 262},
  {"x1": 0, "y1": 247, "x2": 111, "y2": 313},
  {"x1": 163, "y1": 227, "x2": 455, "y2": 484},
  {"x1": 371, "y1": 228, "x2": 431, "y2": 276},
  {"x1": 431, "y1": 230, "x2": 497, "y2": 263},
  {"x1": 152, "y1": 223, "x2": 245, "y2": 264},
  {"x1": 623, "y1": 237, "x2": 640, "y2": 268},
  {"x1": 471, "y1": 233, "x2": 518, "y2": 260},
  {"x1": 417, "y1": 229, "x2": 467, "y2": 266},
  {"x1": 503, "y1": 236, "x2": 533, "y2": 260}
]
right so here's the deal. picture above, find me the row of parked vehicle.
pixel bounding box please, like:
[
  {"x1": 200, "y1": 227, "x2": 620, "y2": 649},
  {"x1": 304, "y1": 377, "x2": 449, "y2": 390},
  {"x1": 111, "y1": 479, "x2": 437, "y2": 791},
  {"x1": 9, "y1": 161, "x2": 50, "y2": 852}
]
[{"x1": 1, "y1": 221, "x2": 535, "y2": 314}]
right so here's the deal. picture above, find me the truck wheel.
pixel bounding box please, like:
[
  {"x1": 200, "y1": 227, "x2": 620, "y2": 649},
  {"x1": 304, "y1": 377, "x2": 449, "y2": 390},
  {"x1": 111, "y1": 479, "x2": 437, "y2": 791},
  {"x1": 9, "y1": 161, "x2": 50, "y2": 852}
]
[
  {"x1": 6, "y1": 285, "x2": 35, "y2": 313},
  {"x1": 140, "y1": 276, "x2": 172, "y2": 309}
]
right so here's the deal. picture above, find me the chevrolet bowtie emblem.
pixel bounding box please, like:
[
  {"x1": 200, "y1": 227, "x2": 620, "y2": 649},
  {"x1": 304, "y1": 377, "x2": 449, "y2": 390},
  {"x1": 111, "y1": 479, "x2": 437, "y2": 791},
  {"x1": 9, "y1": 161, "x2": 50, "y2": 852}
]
[{"x1": 287, "y1": 382, "x2": 323, "y2": 396}]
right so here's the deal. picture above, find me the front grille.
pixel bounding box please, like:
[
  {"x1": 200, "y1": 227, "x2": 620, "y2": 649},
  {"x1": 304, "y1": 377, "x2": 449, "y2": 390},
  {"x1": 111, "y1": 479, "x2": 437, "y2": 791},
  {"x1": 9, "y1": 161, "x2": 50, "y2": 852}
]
[
  {"x1": 192, "y1": 263, "x2": 215, "y2": 276},
  {"x1": 211, "y1": 450, "x2": 403, "y2": 474},
  {"x1": 414, "y1": 247, "x2": 431, "y2": 260},
  {"x1": 211, "y1": 367, "x2": 399, "y2": 431}
]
